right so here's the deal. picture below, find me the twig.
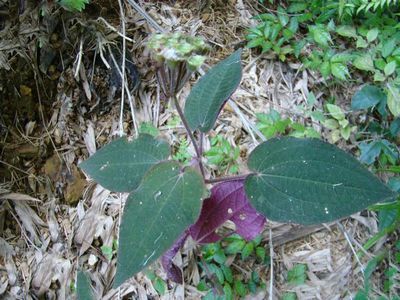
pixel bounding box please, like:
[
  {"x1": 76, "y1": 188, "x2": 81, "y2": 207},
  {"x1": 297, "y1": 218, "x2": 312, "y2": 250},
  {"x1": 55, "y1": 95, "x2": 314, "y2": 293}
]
[
  {"x1": 96, "y1": 17, "x2": 135, "y2": 42},
  {"x1": 74, "y1": 38, "x2": 84, "y2": 78},
  {"x1": 228, "y1": 99, "x2": 265, "y2": 143},
  {"x1": 108, "y1": 47, "x2": 139, "y2": 137},
  {"x1": 336, "y1": 221, "x2": 365, "y2": 276},
  {"x1": 117, "y1": 0, "x2": 127, "y2": 137},
  {"x1": 269, "y1": 227, "x2": 274, "y2": 300},
  {"x1": 125, "y1": 0, "x2": 165, "y2": 33},
  {"x1": 0, "y1": 160, "x2": 37, "y2": 178}
]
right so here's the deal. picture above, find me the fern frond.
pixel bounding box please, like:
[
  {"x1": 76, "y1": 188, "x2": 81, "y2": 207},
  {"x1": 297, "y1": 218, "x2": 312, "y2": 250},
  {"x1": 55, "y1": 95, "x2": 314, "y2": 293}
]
[
  {"x1": 58, "y1": 0, "x2": 90, "y2": 12},
  {"x1": 357, "y1": 0, "x2": 399, "y2": 13}
]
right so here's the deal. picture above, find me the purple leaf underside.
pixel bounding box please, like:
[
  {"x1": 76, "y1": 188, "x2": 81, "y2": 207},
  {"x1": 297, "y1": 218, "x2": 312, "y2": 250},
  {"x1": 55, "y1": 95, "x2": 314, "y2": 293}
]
[
  {"x1": 161, "y1": 230, "x2": 189, "y2": 284},
  {"x1": 190, "y1": 179, "x2": 266, "y2": 243},
  {"x1": 162, "y1": 180, "x2": 266, "y2": 282}
]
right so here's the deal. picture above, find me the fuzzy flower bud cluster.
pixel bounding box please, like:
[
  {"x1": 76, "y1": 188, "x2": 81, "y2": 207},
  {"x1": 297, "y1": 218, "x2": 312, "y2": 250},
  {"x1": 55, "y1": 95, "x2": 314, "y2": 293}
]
[{"x1": 148, "y1": 32, "x2": 208, "y2": 71}]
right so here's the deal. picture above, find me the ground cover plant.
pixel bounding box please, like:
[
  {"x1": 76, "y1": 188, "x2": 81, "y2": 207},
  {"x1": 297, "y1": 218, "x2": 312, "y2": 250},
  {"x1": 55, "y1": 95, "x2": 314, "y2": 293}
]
[
  {"x1": 77, "y1": 31, "x2": 398, "y2": 296},
  {"x1": 248, "y1": 1, "x2": 400, "y2": 298}
]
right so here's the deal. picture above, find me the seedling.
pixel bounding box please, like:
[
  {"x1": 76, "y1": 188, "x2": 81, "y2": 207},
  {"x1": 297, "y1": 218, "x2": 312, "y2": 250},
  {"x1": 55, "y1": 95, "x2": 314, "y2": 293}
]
[
  {"x1": 323, "y1": 103, "x2": 357, "y2": 143},
  {"x1": 199, "y1": 235, "x2": 267, "y2": 298},
  {"x1": 256, "y1": 109, "x2": 320, "y2": 139},
  {"x1": 205, "y1": 135, "x2": 240, "y2": 174},
  {"x1": 78, "y1": 33, "x2": 397, "y2": 294}
]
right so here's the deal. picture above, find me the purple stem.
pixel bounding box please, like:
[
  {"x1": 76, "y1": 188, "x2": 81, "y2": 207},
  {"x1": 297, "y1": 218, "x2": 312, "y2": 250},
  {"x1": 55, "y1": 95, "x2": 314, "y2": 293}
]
[
  {"x1": 173, "y1": 95, "x2": 205, "y2": 179},
  {"x1": 205, "y1": 173, "x2": 254, "y2": 184}
]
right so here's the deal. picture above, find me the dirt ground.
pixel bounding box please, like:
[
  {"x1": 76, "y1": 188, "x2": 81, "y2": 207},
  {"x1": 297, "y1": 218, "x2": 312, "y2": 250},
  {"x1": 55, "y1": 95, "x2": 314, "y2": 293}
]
[{"x1": 0, "y1": 1, "x2": 395, "y2": 299}]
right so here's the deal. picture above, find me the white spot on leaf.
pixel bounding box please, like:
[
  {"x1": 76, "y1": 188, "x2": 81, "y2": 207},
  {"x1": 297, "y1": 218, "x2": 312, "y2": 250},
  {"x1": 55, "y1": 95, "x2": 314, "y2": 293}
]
[{"x1": 154, "y1": 191, "x2": 162, "y2": 200}]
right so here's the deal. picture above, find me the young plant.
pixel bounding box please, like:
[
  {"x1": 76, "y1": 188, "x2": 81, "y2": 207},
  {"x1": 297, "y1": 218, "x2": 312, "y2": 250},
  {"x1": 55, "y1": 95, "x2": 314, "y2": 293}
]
[
  {"x1": 256, "y1": 109, "x2": 320, "y2": 139},
  {"x1": 198, "y1": 235, "x2": 267, "y2": 299},
  {"x1": 323, "y1": 103, "x2": 357, "y2": 143},
  {"x1": 246, "y1": 8, "x2": 300, "y2": 61},
  {"x1": 205, "y1": 135, "x2": 240, "y2": 174},
  {"x1": 78, "y1": 33, "x2": 398, "y2": 294}
]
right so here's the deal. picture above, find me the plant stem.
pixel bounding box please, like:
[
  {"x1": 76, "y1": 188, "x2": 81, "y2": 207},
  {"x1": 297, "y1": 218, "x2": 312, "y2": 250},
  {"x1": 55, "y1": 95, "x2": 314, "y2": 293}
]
[
  {"x1": 172, "y1": 95, "x2": 205, "y2": 178},
  {"x1": 199, "y1": 132, "x2": 204, "y2": 156},
  {"x1": 205, "y1": 173, "x2": 254, "y2": 184}
]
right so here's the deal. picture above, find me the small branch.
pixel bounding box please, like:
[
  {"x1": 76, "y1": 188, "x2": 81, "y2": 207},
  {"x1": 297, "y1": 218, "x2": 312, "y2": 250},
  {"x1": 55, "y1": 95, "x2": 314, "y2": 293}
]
[
  {"x1": 269, "y1": 228, "x2": 274, "y2": 300},
  {"x1": 73, "y1": 38, "x2": 84, "y2": 79},
  {"x1": 117, "y1": 0, "x2": 127, "y2": 137},
  {"x1": 199, "y1": 132, "x2": 204, "y2": 156},
  {"x1": 172, "y1": 96, "x2": 205, "y2": 178},
  {"x1": 125, "y1": 0, "x2": 165, "y2": 33},
  {"x1": 336, "y1": 221, "x2": 365, "y2": 275},
  {"x1": 205, "y1": 173, "x2": 254, "y2": 184}
]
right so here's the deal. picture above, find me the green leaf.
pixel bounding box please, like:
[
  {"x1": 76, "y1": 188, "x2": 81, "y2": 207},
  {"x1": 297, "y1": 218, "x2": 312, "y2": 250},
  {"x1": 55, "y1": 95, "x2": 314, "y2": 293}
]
[
  {"x1": 241, "y1": 242, "x2": 254, "y2": 260},
  {"x1": 100, "y1": 245, "x2": 113, "y2": 260},
  {"x1": 154, "y1": 277, "x2": 167, "y2": 295},
  {"x1": 221, "y1": 265, "x2": 233, "y2": 283},
  {"x1": 76, "y1": 271, "x2": 93, "y2": 300},
  {"x1": 374, "y1": 71, "x2": 386, "y2": 82},
  {"x1": 366, "y1": 28, "x2": 379, "y2": 43},
  {"x1": 287, "y1": 264, "x2": 307, "y2": 285},
  {"x1": 208, "y1": 264, "x2": 225, "y2": 285},
  {"x1": 234, "y1": 280, "x2": 247, "y2": 297},
  {"x1": 282, "y1": 292, "x2": 297, "y2": 300},
  {"x1": 310, "y1": 110, "x2": 325, "y2": 122},
  {"x1": 379, "y1": 208, "x2": 397, "y2": 231},
  {"x1": 59, "y1": 0, "x2": 89, "y2": 11},
  {"x1": 323, "y1": 119, "x2": 339, "y2": 130},
  {"x1": 320, "y1": 61, "x2": 331, "y2": 78},
  {"x1": 353, "y1": 54, "x2": 375, "y2": 72},
  {"x1": 225, "y1": 239, "x2": 246, "y2": 255},
  {"x1": 277, "y1": 6, "x2": 289, "y2": 26},
  {"x1": 387, "y1": 84, "x2": 400, "y2": 117},
  {"x1": 340, "y1": 126, "x2": 352, "y2": 140},
  {"x1": 390, "y1": 117, "x2": 400, "y2": 137},
  {"x1": 245, "y1": 137, "x2": 397, "y2": 225},
  {"x1": 356, "y1": 37, "x2": 368, "y2": 48},
  {"x1": 287, "y1": 2, "x2": 307, "y2": 13},
  {"x1": 114, "y1": 161, "x2": 205, "y2": 286},
  {"x1": 382, "y1": 38, "x2": 397, "y2": 58},
  {"x1": 339, "y1": 118, "x2": 349, "y2": 129},
  {"x1": 331, "y1": 53, "x2": 354, "y2": 64},
  {"x1": 331, "y1": 63, "x2": 348, "y2": 80},
  {"x1": 256, "y1": 246, "x2": 266, "y2": 262},
  {"x1": 139, "y1": 122, "x2": 160, "y2": 137},
  {"x1": 326, "y1": 104, "x2": 345, "y2": 121},
  {"x1": 184, "y1": 50, "x2": 242, "y2": 133},
  {"x1": 223, "y1": 283, "x2": 233, "y2": 300},
  {"x1": 197, "y1": 279, "x2": 209, "y2": 291},
  {"x1": 309, "y1": 25, "x2": 331, "y2": 47},
  {"x1": 351, "y1": 85, "x2": 386, "y2": 110},
  {"x1": 384, "y1": 61, "x2": 397, "y2": 76},
  {"x1": 293, "y1": 40, "x2": 306, "y2": 58},
  {"x1": 336, "y1": 25, "x2": 357, "y2": 38},
  {"x1": 79, "y1": 135, "x2": 170, "y2": 192},
  {"x1": 247, "y1": 37, "x2": 265, "y2": 48}
]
